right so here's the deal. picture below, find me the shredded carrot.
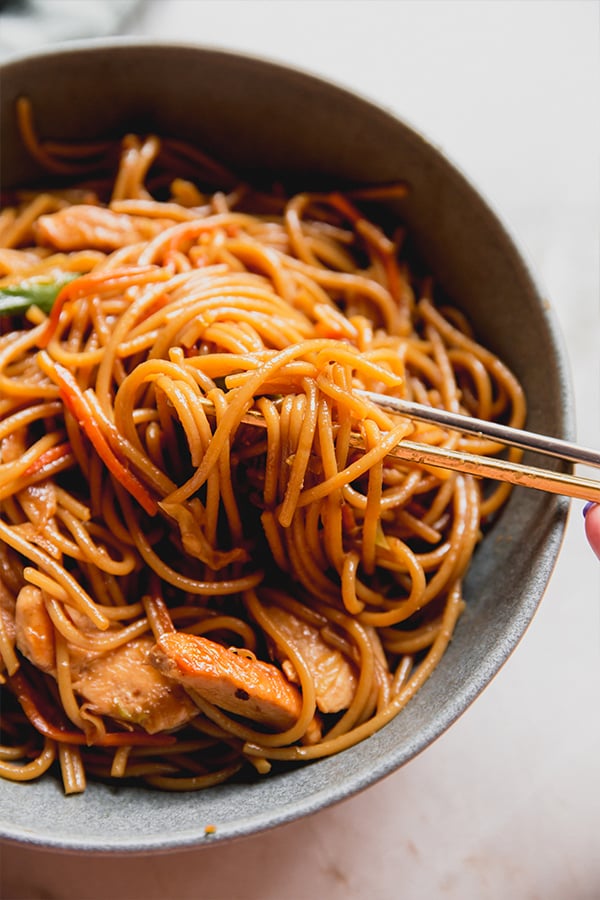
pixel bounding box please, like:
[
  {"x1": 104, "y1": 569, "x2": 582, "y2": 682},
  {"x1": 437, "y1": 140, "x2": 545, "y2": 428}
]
[
  {"x1": 37, "y1": 352, "x2": 158, "y2": 516},
  {"x1": 38, "y1": 265, "x2": 162, "y2": 348},
  {"x1": 347, "y1": 182, "x2": 409, "y2": 201},
  {"x1": 382, "y1": 252, "x2": 403, "y2": 306},
  {"x1": 23, "y1": 441, "x2": 73, "y2": 476},
  {"x1": 326, "y1": 191, "x2": 363, "y2": 225}
]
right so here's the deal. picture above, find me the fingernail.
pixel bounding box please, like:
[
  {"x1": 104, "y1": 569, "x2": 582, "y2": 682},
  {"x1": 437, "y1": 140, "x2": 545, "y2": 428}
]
[{"x1": 583, "y1": 501, "x2": 596, "y2": 517}]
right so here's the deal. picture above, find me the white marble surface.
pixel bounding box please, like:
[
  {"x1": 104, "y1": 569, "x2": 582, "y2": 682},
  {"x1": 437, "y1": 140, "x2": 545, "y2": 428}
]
[{"x1": 2, "y1": 2, "x2": 599, "y2": 898}]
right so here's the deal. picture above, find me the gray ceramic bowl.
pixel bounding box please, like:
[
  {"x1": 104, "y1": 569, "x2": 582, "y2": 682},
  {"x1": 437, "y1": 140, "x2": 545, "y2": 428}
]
[{"x1": 0, "y1": 40, "x2": 572, "y2": 853}]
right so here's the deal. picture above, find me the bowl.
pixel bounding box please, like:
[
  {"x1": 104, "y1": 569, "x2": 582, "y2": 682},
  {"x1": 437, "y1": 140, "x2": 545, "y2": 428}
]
[{"x1": 0, "y1": 39, "x2": 572, "y2": 853}]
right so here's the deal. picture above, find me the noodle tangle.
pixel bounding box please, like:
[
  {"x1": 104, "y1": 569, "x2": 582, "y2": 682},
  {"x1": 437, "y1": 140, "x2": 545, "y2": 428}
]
[{"x1": 0, "y1": 102, "x2": 526, "y2": 793}]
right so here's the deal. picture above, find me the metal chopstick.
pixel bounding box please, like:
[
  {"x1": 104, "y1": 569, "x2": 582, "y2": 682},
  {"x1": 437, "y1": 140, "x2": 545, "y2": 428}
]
[
  {"x1": 354, "y1": 435, "x2": 600, "y2": 503},
  {"x1": 357, "y1": 390, "x2": 600, "y2": 469}
]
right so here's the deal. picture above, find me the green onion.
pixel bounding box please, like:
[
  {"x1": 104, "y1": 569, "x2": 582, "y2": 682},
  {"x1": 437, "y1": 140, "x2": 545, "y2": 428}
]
[{"x1": 0, "y1": 272, "x2": 81, "y2": 316}]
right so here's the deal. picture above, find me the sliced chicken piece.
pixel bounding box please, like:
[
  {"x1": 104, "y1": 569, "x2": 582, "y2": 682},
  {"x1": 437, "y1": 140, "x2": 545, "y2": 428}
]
[
  {"x1": 0, "y1": 542, "x2": 23, "y2": 596},
  {"x1": 72, "y1": 635, "x2": 197, "y2": 734},
  {"x1": 0, "y1": 578, "x2": 17, "y2": 651},
  {"x1": 17, "y1": 482, "x2": 57, "y2": 528},
  {"x1": 34, "y1": 204, "x2": 154, "y2": 252},
  {"x1": 265, "y1": 606, "x2": 357, "y2": 714},
  {"x1": 14, "y1": 585, "x2": 55, "y2": 674},
  {"x1": 150, "y1": 632, "x2": 303, "y2": 732},
  {"x1": 0, "y1": 428, "x2": 26, "y2": 464}
]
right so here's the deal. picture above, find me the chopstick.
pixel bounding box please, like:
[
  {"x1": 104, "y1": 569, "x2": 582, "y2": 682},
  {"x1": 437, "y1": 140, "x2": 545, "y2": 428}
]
[
  {"x1": 349, "y1": 433, "x2": 600, "y2": 503},
  {"x1": 357, "y1": 390, "x2": 600, "y2": 503},
  {"x1": 357, "y1": 391, "x2": 600, "y2": 467},
  {"x1": 199, "y1": 393, "x2": 600, "y2": 504}
]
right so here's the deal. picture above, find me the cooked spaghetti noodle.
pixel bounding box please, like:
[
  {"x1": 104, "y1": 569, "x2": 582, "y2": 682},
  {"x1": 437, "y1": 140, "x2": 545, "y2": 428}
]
[{"x1": 0, "y1": 98, "x2": 526, "y2": 793}]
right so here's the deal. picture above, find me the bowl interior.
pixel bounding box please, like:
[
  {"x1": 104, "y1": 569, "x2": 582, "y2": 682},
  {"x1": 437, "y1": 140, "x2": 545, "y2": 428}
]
[{"x1": 0, "y1": 41, "x2": 571, "y2": 853}]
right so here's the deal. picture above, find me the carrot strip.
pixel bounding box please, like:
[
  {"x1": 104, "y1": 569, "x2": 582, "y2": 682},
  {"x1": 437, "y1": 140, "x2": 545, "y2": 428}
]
[
  {"x1": 347, "y1": 182, "x2": 409, "y2": 201},
  {"x1": 37, "y1": 352, "x2": 158, "y2": 515},
  {"x1": 382, "y1": 252, "x2": 403, "y2": 305},
  {"x1": 325, "y1": 191, "x2": 363, "y2": 225},
  {"x1": 38, "y1": 265, "x2": 162, "y2": 348},
  {"x1": 23, "y1": 441, "x2": 73, "y2": 476}
]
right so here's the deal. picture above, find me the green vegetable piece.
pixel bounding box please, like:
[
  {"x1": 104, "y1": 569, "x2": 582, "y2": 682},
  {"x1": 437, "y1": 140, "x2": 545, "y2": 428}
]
[{"x1": 0, "y1": 272, "x2": 81, "y2": 316}]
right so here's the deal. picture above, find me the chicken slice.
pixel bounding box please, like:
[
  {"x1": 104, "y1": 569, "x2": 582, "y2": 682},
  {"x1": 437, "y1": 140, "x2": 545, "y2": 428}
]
[
  {"x1": 0, "y1": 578, "x2": 17, "y2": 671},
  {"x1": 15, "y1": 585, "x2": 55, "y2": 674},
  {"x1": 72, "y1": 635, "x2": 197, "y2": 734},
  {"x1": 265, "y1": 606, "x2": 357, "y2": 714},
  {"x1": 34, "y1": 204, "x2": 154, "y2": 252},
  {"x1": 17, "y1": 482, "x2": 57, "y2": 528},
  {"x1": 150, "y1": 632, "x2": 303, "y2": 732}
]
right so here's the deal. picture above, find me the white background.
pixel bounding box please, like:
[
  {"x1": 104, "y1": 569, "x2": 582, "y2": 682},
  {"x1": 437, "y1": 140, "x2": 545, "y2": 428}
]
[{"x1": 1, "y1": 2, "x2": 599, "y2": 898}]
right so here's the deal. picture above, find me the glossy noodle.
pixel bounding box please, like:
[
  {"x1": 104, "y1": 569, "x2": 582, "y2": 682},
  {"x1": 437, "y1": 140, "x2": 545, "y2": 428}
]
[{"x1": 0, "y1": 98, "x2": 526, "y2": 792}]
